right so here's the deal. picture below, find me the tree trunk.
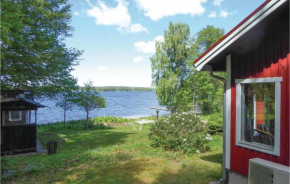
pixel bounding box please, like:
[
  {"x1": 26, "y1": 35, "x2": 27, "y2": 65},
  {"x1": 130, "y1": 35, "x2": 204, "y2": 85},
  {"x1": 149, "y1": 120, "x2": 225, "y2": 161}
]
[
  {"x1": 86, "y1": 110, "x2": 89, "y2": 129},
  {"x1": 64, "y1": 109, "x2": 66, "y2": 128},
  {"x1": 63, "y1": 101, "x2": 66, "y2": 128}
]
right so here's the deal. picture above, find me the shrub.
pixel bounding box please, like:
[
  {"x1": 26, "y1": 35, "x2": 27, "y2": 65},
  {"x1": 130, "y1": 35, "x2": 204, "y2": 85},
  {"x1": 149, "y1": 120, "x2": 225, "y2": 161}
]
[
  {"x1": 93, "y1": 116, "x2": 128, "y2": 124},
  {"x1": 207, "y1": 121, "x2": 223, "y2": 135},
  {"x1": 208, "y1": 113, "x2": 223, "y2": 123},
  {"x1": 149, "y1": 112, "x2": 211, "y2": 154}
]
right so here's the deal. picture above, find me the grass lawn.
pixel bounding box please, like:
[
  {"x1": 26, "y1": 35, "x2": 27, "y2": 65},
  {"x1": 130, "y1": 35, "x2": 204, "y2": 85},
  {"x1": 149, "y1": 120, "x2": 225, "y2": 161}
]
[{"x1": 1, "y1": 120, "x2": 222, "y2": 184}]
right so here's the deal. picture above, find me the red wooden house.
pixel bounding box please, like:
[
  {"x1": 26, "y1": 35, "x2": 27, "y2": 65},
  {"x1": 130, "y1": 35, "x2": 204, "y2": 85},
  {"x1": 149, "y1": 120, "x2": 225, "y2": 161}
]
[{"x1": 194, "y1": 0, "x2": 289, "y2": 183}]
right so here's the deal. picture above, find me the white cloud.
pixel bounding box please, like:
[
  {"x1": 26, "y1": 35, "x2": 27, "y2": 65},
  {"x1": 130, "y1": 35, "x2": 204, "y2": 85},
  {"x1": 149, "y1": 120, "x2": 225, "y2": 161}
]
[
  {"x1": 135, "y1": 0, "x2": 207, "y2": 21},
  {"x1": 213, "y1": 0, "x2": 224, "y2": 7},
  {"x1": 219, "y1": 10, "x2": 236, "y2": 18},
  {"x1": 73, "y1": 11, "x2": 80, "y2": 16},
  {"x1": 87, "y1": 0, "x2": 131, "y2": 28},
  {"x1": 86, "y1": 0, "x2": 148, "y2": 34},
  {"x1": 133, "y1": 56, "x2": 144, "y2": 63},
  {"x1": 208, "y1": 11, "x2": 216, "y2": 18},
  {"x1": 219, "y1": 10, "x2": 228, "y2": 17},
  {"x1": 98, "y1": 66, "x2": 107, "y2": 70},
  {"x1": 129, "y1": 23, "x2": 148, "y2": 33},
  {"x1": 118, "y1": 23, "x2": 148, "y2": 33},
  {"x1": 134, "y1": 36, "x2": 164, "y2": 54}
]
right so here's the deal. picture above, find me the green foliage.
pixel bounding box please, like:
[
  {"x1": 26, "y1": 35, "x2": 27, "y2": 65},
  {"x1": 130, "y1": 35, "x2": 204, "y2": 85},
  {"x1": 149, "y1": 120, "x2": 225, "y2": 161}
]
[
  {"x1": 56, "y1": 91, "x2": 76, "y2": 128},
  {"x1": 0, "y1": 0, "x2": 82, "y2": 97},
  {"x1": 72, "y1": 81, "x2": 106, "y2": 129},
  {"x1": 93, "y1": 116, "x2": 128, "y2": 124},
  {"x1": 149, "y1": 113, "x2": 211, "y2": 153},
  {"x1": 151, "y1": 23, "x2": 225, "y2": 113},
  {"x1": 205, "y1": 113, "x2": 223, "y2": 135},
  {"x1": 208, "y1": 113, "x2": 223, "y2": 123},
  {"x1": 37, "y1": 120, "x2": 111, "y2": 134},
  {"x1": 207, "y1": 121, "x2": 223, "y2": 135},
  {"x1": 193, "y1": 26, "x2": 225, "y2": 114},
  {"x1": 151, "y1": 22, "x2": 195, "y2": 112},
  {"x1": 195, "y1": 25, "x2": 224, "y2": 54}
]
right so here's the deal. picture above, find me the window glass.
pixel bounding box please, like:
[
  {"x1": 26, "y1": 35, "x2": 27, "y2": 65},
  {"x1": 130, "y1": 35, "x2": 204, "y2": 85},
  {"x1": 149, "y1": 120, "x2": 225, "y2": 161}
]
[
  {"x1": 9, "y1": 111, "x2": 22, "y2": 121},
  {"x1": 241, "y1": 83, "x2": 275, "y2": 147}
]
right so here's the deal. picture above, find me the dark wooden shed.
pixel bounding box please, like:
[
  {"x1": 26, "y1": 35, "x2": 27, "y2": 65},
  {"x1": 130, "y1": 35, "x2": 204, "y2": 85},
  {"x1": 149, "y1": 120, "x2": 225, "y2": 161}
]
[{"x1": 1, "y1": 90, "x2": 45, "y2": 155}]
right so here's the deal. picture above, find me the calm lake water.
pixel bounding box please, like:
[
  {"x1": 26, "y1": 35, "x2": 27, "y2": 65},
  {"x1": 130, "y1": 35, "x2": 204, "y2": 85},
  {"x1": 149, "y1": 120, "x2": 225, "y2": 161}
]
[{"x1": 37, "y1": 91, "x2": 170, "y2": 124}]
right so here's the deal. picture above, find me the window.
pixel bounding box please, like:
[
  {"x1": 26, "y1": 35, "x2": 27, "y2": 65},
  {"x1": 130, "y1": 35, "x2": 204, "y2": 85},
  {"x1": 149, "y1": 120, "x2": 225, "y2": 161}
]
[
  {"x1": 3, "y1": 110, "x2": 33, "y2": 125},
  {"x1": 9, "y1": 111, "x2": 22, "y2": 121},
  {"x1": 235, "y1": 77, "x2": 282, "y2": 156}
]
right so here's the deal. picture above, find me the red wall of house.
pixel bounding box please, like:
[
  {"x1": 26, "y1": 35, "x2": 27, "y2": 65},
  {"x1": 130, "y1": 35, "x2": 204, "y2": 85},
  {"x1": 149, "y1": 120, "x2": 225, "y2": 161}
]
[{"x1": 230, "y1": 11, "x2": 289, "y2": 176}]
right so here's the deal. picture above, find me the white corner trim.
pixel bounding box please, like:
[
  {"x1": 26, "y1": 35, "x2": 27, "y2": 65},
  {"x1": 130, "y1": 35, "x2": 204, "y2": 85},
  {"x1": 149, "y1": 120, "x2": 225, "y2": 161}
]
[
  {"x1": 235, "y1": 78, "x2": 282, "y2": 156},
  {"x1": 195, "y1": 0, "x2": 287, "y2": 71},
  {"x1": 226, "y1": 54, "x2": 231, "y2": 169}
]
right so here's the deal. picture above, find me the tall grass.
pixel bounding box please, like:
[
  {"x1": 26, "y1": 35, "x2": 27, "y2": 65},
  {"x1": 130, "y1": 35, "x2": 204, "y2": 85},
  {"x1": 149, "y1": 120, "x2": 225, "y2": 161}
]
[{"x1": 93, "y1": 116, "x2": 128, "y2": 124}]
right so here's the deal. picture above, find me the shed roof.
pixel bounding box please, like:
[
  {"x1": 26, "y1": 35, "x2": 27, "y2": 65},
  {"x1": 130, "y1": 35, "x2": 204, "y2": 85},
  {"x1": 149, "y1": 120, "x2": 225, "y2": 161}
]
[
  {"x1": 1, "y1": 98, "x2": 45, "y2": 110},
  {"x1": 193, "y1": 0, "x2": 288, "y2": 71}
]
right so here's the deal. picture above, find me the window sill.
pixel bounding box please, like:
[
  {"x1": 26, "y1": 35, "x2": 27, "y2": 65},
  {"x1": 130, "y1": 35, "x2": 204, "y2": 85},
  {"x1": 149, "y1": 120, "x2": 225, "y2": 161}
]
[{"x1": 236, "y1": 141, "x2": 279, "y2": 156}]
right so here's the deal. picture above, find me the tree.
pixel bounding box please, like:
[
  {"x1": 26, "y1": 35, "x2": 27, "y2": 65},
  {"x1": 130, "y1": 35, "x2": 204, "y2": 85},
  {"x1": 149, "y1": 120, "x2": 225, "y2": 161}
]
[
  {"x1": 151, "y1": 22, "x2": 195, "y2": 112},
  {"x1": 55, "y1": 78, "x2": 78, "y2": 128},
  {"x1": 0, "y1": 0, "x2": 82, "y2": 98},
  {"x1": 72, "y1": 81, "x2": 106, "y2": 129},
  {"x1": 194, "y1": 25, "x2": 225, "y2": 114},
  {"x1": 56, "y1": 92, "x2": 74, "y2": 128},
  {"x1": 151, "y1": 23, "x2": 225, "y2": 113},
  {"x1": 195, "y1": 25, "x2": 224, "y2": 54}
]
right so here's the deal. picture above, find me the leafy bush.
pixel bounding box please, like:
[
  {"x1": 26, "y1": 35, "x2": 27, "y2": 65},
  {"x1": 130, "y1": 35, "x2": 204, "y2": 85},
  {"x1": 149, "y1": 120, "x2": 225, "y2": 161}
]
[
  {"x1": 206, "y1": 113, "x2": 223, "y2": 135},
  {"x1": 37, "y1": 119, "x2": 111, "y2": 133},
  {"x1": 93, "y1": 116, "x2": 128, "y2": 124},
  {"x1": 208, "y1": 113, "x2": 223, "y2": 123},
  {"x1": 149, "y1": 113, "x2": 211, "y2": 154},
  {"x1": 207, "y1": 121, "x2": 223, "y2": 135}
]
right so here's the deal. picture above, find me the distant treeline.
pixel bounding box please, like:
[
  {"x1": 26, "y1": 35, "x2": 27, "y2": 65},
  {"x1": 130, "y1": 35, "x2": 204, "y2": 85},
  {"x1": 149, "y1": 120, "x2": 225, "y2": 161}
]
[{"x1": 91, "y1": 86, "x2": 154, "y2": 92}]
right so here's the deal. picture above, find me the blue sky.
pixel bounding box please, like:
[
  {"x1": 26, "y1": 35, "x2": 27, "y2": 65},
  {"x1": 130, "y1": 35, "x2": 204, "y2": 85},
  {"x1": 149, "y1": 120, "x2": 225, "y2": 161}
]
[{"x1": 66, "y1": 0, "x2": 265, "y2": 87}]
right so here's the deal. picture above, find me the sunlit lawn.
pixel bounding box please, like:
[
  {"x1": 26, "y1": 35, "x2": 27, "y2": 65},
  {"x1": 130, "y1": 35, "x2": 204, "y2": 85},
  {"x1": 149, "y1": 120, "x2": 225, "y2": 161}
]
[{"x1": 1, "y1": 122, "x2": 222, "y2": 184}]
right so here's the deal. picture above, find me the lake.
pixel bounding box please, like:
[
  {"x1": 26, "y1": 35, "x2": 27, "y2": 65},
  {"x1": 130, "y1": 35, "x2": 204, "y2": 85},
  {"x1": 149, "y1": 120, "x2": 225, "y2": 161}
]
[{"x1": 37, "y1": 91, "x2": 170, "y2": 124}]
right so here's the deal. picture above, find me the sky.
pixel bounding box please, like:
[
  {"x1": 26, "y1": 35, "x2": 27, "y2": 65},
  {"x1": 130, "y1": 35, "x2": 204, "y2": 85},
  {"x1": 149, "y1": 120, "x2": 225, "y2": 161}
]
[{"x1": 66, "y1": 0, "x2": 265, "y2": 87}]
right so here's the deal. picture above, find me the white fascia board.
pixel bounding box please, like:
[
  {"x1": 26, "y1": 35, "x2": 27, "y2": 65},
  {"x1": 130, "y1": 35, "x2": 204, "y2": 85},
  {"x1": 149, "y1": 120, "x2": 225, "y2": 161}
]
[{"x1": 195, "y1": 0, "x2": 287, "y2": 71}]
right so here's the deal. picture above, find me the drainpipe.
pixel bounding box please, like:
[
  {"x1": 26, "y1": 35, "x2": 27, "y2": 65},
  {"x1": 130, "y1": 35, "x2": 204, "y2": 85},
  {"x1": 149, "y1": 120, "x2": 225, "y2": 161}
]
[{"x1": 209, "y1": 71, "x2": 227, "y2": 184}]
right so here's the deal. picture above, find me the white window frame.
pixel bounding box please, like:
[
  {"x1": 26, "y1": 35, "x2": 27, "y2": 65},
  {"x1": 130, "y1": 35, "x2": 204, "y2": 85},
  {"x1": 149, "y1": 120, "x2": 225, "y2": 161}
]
[
  {"x1": 235, "y1": 77, "x2": 282, "y2": 156},
  {"x1": 9, "y1": 111, "x2": 22, "y2": 121}
]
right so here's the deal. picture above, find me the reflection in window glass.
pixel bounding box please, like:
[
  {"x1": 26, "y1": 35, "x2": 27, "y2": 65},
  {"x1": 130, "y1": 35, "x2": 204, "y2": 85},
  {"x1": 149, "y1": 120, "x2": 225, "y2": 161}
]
[{"x1": 241, "y1": 83, "x2": 275, "y2": 147}]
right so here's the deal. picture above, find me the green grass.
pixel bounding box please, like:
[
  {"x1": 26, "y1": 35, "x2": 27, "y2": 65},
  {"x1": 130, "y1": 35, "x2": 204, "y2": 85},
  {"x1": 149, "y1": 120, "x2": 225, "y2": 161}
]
[{"x1": 1, "y1": 119, "x2": 223, "y2": 184}]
